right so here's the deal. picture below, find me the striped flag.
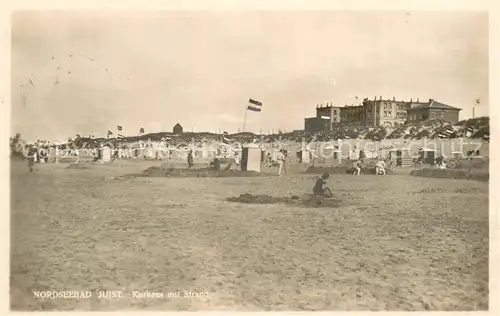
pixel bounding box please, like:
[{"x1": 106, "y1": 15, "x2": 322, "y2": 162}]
[
  {"x1": 107, "y1": 130, "x2": 113, "y2": 136},
  {"x1": 247, "y1": 98, "x2": 263, "y2": 112},
  {"x1": 222, "y1": 136, "x2": 232, "y2": 144},
  {"x1": 444, "y1": 128, "x2": 454, "y2": 135},
  {"x1": 476, "y1": 98, "x2": 480, "y2": 104},
  {"x1": 117, "y1": 125, "x2": 123, "y2": 131},
  {"x1": 465, "y1": 126, "x2": 474, "y2": 137},
  {"x1": 117, "y1": 134, "x2": 125, "y2": 139}
]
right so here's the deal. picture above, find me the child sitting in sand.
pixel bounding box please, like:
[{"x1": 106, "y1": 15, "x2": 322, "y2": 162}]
[
  {"x1": 352, "y1": 160, "x2": 362, "y2": 175},
  {"x1": 375, "y1": 158, "x2": 386, "y2": 175},
  {"x1": 313, "y1": 172, "x2": 333, "y2": 197}
]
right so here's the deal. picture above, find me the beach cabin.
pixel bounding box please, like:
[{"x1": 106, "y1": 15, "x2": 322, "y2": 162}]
[
  {"x1": 349, "y1": 149, "x2": 360, "y2": 160},
  {"x1": 451, "y1": 151, "x2": 463, "y2": 160},
  {"x1": 101, "y1": 145, "x2": 112, "y2": 162},
  {"x1": 418, "y1": 148, "x2": 436, "y2": 165},
  {"x1": 296, "y1": 149, "x2": 312, "y2": 163},
  {"x1": 388, "y1": 148, "x2": 412, "y2": 167},
  {"x1": 241, "y1": 145, "x2": 261, "y2": 173}
]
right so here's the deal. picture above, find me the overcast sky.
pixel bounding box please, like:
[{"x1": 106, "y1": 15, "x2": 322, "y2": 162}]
[{"x1": 11, "y1": 10, "x2": 488, "y2": 140}]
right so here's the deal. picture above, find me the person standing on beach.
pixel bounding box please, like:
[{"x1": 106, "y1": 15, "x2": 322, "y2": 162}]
[
  {"x1": 187, "y1": 150, "x2": 194, "y2": 168},
  {"x1": 26, "y1": 146, "x2": 37, "y2": 172},
  {"x1": 276, "y1": 149, "x2": 285, "y2": 176},
  {"x1": 282, "y1": 149, "x2": 289, "y2": 174}
]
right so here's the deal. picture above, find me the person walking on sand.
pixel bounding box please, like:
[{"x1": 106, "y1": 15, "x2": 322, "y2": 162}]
[{"x1": 276, "y1": 149, "x2": 285, "y2": 176}]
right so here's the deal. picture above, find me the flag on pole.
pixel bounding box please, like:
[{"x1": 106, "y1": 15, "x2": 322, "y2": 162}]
[
  {"x1": 465, "y1": 126, "x2": 474, "y2": 137},
  {"x1": 444, "y1": 127, "x2": 454, "y2": 135},
  {"x1": 476, "y1": 98, "x2": 480, "y2": 104},
  {"x1": 222, "y1": 136, "x2": 232, "y2": 144},
  {"x1": 247, "y1": 98, "x2": 263, "y2": 112},
  {"x1": 107, "y1": 130, "x2": 113, "y2": 137},
  {"x1": 117, "y1": 125, "x2": 123, "y2": 131}
]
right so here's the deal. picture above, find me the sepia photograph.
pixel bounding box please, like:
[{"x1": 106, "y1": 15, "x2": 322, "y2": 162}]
[{"x1": 9, "y1": 8, "x2": 491, "y2": 311}]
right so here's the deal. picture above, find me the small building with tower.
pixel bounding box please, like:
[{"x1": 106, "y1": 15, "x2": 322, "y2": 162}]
[{"x1": 173, "y1": 123, "x2": 183, "y2": 134}]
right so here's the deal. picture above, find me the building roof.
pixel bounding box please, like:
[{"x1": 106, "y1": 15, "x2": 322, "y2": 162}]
[
  {"x1": 173, "y1": 123, "x2": 183, "y2": 128},
  {"x1": 408, "y1": 99, "x2": 461, "y2": 111}
]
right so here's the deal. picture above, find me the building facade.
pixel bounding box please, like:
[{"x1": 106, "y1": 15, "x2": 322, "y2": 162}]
[
  {"x1": 304, "y1": 117, "x2": 330, "y2": 134},
  {"x1": 362, "y1": 96, "x2": 413, "y2": 127},
  {"x1": 304, "y1": 97, "x2": 461, "y2": 133},
  {"x1": 406, "y1": 99, "x2": 461, "y2": 124}
]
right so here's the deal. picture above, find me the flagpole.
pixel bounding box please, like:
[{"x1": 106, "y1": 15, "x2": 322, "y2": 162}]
[
  {"x1": 242, "y1": 106, "x2": 248, "y2": 133},
  {"x1": 473, "y1": 98, "x2": 480, "y2": 119}
]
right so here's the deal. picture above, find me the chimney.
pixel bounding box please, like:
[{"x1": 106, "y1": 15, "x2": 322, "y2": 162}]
[
  {"x1": 410, "y1": 98, "x2": 413, "y2": 102},
  {"x1": 429, "y1": 98, "x2": 433, "y2": 102},
  {"x1": 379, "y1": 96, "x2": 382, "y2": 100},
  {"x1": 393, "y1": 96, "x2": 395, "y2": 101},
  {"x1": 374, "y1": 96, "x2": 377, "y2": 101},
  {"x1": 417, "y1": 98, "x2": 419, "y2": 102}
]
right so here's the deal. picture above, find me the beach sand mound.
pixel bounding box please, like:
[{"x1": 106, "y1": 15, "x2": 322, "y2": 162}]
[
  {"x1": 411, "y1": 168, "x2": 488, "y2": 182},
  {"x1": 305, "y1": 166, "x2": 395, "y2": 175},
  {"x1": 65, "y1": 163, "x2": 91, "y2": 170},
  {"x1": 227, "y1": 193, "x2": 341, "y2": 208},
  {"x1": 141, "y1": 166, "x2": 262, "y2": 178}
]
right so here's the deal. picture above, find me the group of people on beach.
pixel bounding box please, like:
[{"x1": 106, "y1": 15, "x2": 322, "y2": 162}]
[
  {"x1": 263, "y1": 149, "x2": 288, "y2": 176},
  {"x1": 313, "y1": 157, "x2": 388, "y2": 198},
  {"x1": 352, "y1": 157, "x2": 387, "y2": 176}
]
